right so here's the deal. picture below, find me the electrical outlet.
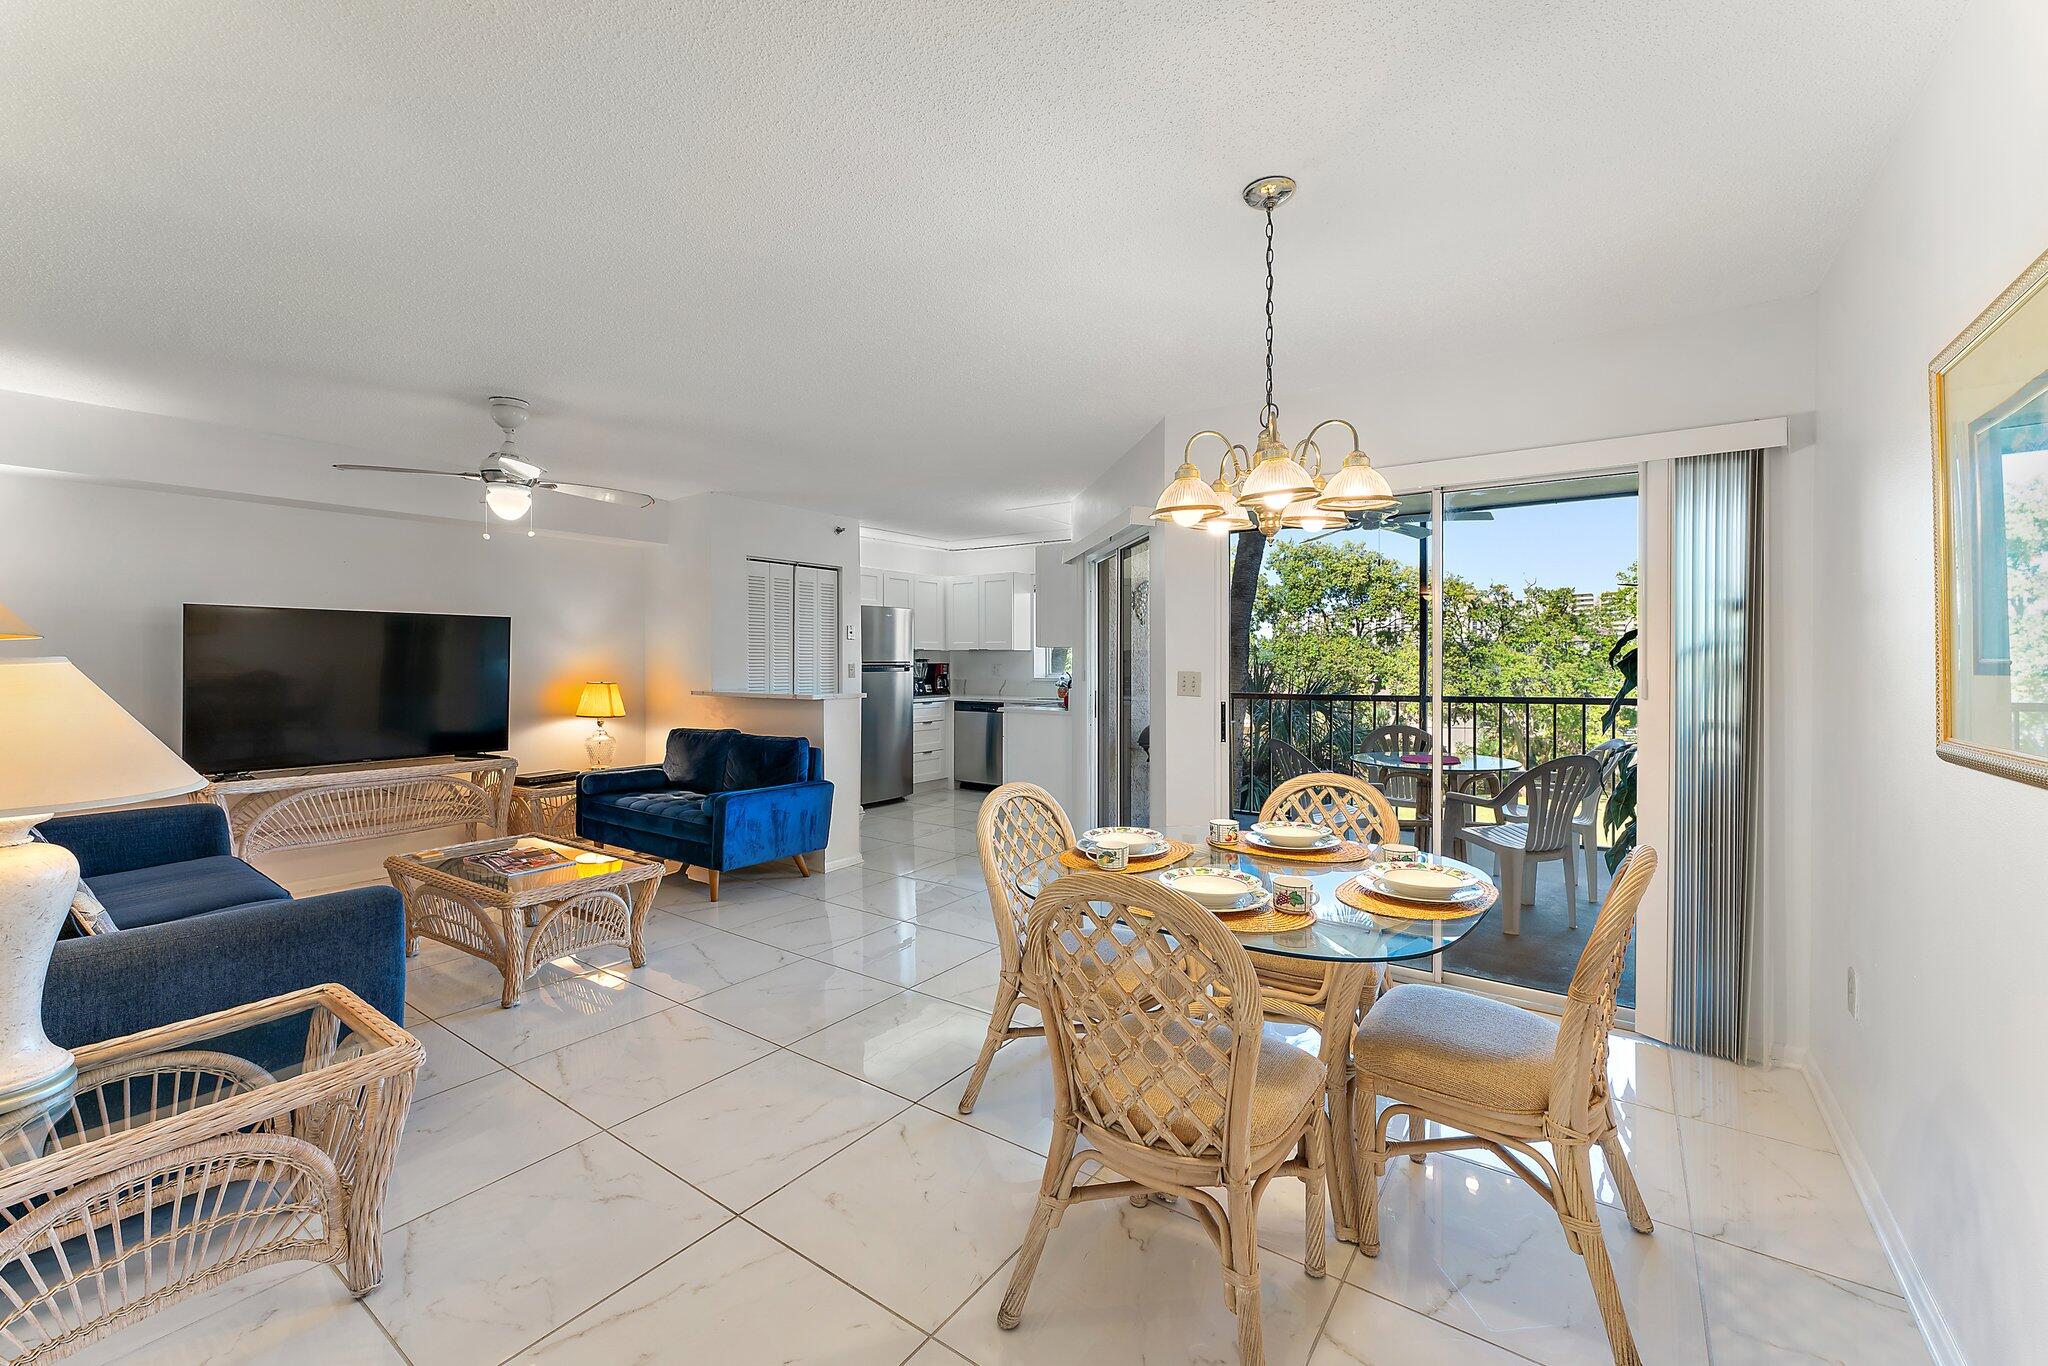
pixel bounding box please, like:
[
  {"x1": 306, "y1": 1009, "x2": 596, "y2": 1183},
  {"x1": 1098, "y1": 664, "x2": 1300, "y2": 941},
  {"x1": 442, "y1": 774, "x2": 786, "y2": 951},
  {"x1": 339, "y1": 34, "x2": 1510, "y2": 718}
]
[
  {"x1": 1176, "y1": 671, "x2": 1202, "y2": 698},
  {"x1": 1846, "y1": 967, "x2": 1859, "y2": 1019}
]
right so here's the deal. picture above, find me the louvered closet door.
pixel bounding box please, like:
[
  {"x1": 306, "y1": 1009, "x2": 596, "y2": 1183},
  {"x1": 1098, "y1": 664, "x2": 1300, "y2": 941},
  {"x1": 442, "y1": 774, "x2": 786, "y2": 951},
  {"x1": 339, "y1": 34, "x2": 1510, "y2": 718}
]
[
  {"x1": 793, "y1": 565, "x2": 822, "y2": 693},
  {"x1": 746, "y1": 559, "x2": 796, "y2": 692},
  {"x1": 815, "y1": 567, "x2": 840, "y2": 690}
]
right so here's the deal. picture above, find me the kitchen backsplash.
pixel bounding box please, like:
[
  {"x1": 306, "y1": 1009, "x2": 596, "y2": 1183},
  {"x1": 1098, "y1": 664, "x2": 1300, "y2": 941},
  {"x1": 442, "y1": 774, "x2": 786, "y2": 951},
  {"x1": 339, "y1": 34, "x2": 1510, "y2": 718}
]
[{"x1": 917, "y1": 650, "x2": 1060, "y2": 698}]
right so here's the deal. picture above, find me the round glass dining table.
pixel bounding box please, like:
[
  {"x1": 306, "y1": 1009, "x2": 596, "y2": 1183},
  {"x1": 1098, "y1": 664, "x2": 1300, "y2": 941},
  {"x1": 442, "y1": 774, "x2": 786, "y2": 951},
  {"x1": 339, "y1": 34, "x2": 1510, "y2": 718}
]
[{"x1": 1020, "y1": 822, "x2": 1498, "y2": 1244}]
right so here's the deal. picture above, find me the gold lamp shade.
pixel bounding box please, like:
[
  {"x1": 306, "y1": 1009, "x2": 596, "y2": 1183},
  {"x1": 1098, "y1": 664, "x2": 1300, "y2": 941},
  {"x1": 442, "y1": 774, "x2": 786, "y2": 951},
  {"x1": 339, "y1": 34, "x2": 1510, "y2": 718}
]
[
  {"x1": 575, "y1": 681, "x2": 626, "y2": 719},
  {"x1": 0, "y1": 602, "x2": 39, "y2": 642}
]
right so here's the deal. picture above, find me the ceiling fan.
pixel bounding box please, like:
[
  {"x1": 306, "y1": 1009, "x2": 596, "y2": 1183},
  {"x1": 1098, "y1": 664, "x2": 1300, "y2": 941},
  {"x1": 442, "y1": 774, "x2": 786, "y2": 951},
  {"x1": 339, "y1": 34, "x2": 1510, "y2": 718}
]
[{"x1": 333, "y1": 396, "x2": 657, "y2": 538}]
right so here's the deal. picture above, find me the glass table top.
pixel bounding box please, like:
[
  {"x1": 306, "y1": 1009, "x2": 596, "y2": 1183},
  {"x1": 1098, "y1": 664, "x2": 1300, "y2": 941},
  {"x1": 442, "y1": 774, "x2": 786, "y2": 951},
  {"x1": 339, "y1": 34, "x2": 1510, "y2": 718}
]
[
  {"x1": 1352, "y1": 750, "x2": 1522, "y2": 774},
  {"x1": 398, "y1": 834, "x2": 657, "y2": 894},
  {"x1": 1023, "y1": 823, "x2": 1493, "y2": 965}
]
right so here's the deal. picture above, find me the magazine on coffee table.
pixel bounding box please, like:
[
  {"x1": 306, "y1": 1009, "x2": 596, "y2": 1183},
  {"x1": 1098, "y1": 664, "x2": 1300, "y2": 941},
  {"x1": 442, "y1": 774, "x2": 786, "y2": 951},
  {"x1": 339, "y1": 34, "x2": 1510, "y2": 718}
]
[{"x1": 467, "y1": 845, "x2": 575, "y2": 876}]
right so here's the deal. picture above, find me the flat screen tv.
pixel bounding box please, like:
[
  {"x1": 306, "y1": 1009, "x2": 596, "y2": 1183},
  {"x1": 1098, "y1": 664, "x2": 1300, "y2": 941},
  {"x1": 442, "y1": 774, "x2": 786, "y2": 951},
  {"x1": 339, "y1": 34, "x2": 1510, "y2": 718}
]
[{"x1": 182, "y1": 604, "x2": 511, "y2": 775}]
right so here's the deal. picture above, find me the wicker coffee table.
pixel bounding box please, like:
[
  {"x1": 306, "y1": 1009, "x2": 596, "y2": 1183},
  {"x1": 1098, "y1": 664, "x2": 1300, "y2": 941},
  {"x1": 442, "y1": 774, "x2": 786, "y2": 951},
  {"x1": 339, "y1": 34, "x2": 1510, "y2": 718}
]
[
  {"x1": 386, "y1": 834, "x2": 664, "y2": 1007},
  {"x1": 0, "y1": 984, "x2": 421, "y2": 1362}
]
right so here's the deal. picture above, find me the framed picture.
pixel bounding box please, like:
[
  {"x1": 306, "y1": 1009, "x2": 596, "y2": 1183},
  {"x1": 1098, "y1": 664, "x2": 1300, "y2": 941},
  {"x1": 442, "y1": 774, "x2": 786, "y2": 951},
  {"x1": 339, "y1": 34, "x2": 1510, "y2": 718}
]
[{"x1": 1930, "y1": 246, "x2": 2048, "y2": 787}]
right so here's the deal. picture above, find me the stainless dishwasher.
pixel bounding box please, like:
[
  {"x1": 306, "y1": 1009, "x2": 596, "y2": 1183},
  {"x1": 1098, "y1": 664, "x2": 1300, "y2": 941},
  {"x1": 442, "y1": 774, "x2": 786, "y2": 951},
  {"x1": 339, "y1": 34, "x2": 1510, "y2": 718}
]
[{"x1": 954, "y1": 701, "x2": 1002, "y2": 788}]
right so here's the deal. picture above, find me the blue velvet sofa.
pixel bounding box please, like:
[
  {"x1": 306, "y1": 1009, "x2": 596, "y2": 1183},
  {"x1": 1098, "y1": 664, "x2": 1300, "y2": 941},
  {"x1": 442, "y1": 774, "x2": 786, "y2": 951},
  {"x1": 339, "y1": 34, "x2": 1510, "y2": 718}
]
[
  {"x1": 36, "y1": 804, "x2": 407, "y2": 1068},
  {"x1": 577, "y1": 728, "x2": 832, "y2": 900}
]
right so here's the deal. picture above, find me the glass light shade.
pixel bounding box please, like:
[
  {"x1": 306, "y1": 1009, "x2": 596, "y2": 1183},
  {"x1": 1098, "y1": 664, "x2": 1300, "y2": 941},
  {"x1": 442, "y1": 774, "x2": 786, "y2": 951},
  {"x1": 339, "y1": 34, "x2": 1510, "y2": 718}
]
[
  {"x1": 1237, "y1": 449, "x2": 1318, "y2": 511},
  {"x1": 484, "y1": 485, "x2": 533, "y2": 520},
  {"x1": 0, "y1": 658, "x2": 204, "y2": 818},
  {"x1": 1205, "y1": 479, "x2": 1253, "y2": 534},
  {"x1": 1281, "y1": 492, "x2": 1343, "y2": 532},
  {"x1": 1150, "y1": 462, "x2": 1223, "y2": 526},
  {"x1": 1317, "y1": 452, "x2": 1397, "y2": 511},
  {"x1": 576, "y1": 681, "x2": 626, "y2": 719}
]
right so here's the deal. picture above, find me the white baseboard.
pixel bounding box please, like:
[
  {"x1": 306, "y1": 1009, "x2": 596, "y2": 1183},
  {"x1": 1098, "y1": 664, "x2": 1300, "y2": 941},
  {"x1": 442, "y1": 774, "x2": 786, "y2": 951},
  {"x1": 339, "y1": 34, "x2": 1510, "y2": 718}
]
[
  {"x1": 821, "y1": 853, "x2": 861, "y2": 873},
  {"x1": 1796, "y1": 1056, "x2": 1967, "y2": 1366}
]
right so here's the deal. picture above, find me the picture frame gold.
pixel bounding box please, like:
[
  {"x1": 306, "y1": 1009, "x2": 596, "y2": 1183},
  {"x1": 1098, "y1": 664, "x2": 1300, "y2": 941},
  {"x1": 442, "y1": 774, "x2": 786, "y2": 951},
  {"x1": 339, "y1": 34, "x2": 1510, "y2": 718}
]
[{"x1": 1930, "y1": 244, "x2": 2048, "y2": 788}]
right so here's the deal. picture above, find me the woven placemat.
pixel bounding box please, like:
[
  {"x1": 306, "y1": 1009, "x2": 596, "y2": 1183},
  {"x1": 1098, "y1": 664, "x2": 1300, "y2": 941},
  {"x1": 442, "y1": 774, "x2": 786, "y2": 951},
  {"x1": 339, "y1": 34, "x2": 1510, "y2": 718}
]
[
  {"x1": 1218, "y1": 905, "x2": 1315, "y2": 934},
  {"x1": 1334, "y1": 874, "x2": 1498, "y2": 921},
  {"x1": 1210, "y1": 835, "x2": 1375, "y2": 864},
  {"x1": 1058, "y1": 838, "x2": 1198, "y2": 873}
]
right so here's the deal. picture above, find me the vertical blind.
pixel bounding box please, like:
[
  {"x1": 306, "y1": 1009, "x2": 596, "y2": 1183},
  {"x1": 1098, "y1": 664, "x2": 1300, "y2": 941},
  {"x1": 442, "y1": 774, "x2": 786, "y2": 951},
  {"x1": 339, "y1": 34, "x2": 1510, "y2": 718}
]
[{"x1": 1670, "y1": 449, "x2": 1763, "y2": 1060}]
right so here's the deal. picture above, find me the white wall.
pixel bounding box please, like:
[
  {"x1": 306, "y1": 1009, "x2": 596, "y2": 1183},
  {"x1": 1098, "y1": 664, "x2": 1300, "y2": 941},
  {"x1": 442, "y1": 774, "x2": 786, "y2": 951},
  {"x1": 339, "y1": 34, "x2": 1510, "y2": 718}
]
[
  {"x1": 1802, "y1": 1, "x2": 2048, "y2": 1358},
  {"x1": 0, "y1": 467, "x2": 650, "y2": 890}
]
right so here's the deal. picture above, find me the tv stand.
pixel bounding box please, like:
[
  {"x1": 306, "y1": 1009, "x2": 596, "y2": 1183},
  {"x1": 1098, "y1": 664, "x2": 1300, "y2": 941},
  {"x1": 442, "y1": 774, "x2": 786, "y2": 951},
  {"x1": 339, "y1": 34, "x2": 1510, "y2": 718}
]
[{"x1": 197, "y1": 755, "x2": 518, "y2": 859}]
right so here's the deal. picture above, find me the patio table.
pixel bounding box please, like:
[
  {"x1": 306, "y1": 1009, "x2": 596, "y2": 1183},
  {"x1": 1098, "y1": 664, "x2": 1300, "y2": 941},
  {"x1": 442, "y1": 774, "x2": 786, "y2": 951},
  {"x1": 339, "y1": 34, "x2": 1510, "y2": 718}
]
[{"x1": 1022, "y1": 826, "x2": 1494, "y2": 1243}]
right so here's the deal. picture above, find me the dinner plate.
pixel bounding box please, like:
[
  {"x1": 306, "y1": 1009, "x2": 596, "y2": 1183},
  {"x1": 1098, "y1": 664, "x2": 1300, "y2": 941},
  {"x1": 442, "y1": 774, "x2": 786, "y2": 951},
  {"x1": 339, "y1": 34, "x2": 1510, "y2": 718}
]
[
  {"x1": 1078, "y1": 826, "x2": 1169, "y2": 858},
  {"x1": 1360, "y1": 860, "x2": 1486, "y2": 904},
  {"x1": 1245, "y1": 821, "x2": 1340, "y2": 851},
  {"x1": 1158, "y1": 865, "x2": 1270, "y2": 912}
]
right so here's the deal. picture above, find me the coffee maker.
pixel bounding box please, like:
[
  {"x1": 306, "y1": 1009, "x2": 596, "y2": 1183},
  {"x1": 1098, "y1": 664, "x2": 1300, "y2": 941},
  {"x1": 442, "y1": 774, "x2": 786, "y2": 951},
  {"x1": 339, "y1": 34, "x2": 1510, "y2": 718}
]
[{"x1": 914, "y1": 660, "x2": 949, "y2": 696}]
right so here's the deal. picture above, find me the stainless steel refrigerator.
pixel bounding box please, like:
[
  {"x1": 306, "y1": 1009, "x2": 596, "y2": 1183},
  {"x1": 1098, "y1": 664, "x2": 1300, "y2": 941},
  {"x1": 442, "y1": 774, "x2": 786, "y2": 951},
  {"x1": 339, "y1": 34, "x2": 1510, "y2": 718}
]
[{"x1": 860, "y1": 606, "x2": 913, "y2": 805}]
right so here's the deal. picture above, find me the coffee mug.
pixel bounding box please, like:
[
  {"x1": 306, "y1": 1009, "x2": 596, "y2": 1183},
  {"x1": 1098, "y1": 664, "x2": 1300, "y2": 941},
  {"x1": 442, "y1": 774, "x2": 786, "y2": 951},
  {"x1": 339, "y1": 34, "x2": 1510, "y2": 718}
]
[
  {"x1": 1380, "y1": 843, "x2": 1421, "y2": 863},
  {"x1": 1094, "y1": 844, "x2": 1129, "y2": 871},
  {"x1": 1209, "y1": 818, "x2": 1240, "y2": 845},
  {"x1": 1271, "y1": 874, "x2": 1313, "y2": 913}
]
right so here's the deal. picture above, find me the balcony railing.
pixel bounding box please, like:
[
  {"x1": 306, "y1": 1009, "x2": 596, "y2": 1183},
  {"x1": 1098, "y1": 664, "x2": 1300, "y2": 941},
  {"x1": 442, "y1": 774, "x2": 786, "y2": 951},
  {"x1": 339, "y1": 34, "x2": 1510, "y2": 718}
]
[{"x1": 1229, "y1": 690, "x2": 1633, "y2": 811}]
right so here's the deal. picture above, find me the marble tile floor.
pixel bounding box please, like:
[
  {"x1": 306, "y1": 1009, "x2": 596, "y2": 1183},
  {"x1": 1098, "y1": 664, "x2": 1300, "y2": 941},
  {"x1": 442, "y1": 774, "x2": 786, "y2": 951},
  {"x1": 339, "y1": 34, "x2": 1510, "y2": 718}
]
[{"x1": 75, "y1": 783, "x2": 1932, "y2": 1365}]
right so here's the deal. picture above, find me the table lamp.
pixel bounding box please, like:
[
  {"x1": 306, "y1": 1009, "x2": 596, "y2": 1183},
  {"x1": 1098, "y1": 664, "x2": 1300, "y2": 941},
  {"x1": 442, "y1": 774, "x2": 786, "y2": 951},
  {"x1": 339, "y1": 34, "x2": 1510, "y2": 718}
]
[
  {"x1": 576, "y1": 681, "x2": 625, "y2": 769},
  {"x1": 0, "y1": 658, "x2": 205, "y2": 1110}
]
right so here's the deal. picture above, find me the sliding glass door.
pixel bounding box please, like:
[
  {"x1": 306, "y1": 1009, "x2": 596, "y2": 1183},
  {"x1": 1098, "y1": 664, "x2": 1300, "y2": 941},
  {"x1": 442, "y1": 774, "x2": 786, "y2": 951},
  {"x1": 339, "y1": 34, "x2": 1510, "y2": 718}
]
[
  {"x1": 1093, "y1": 537, "x2": 1151, "y2": 825},
  {"x1": 1227, "y1": 472, "x2": 1642, "y2": 1006}
]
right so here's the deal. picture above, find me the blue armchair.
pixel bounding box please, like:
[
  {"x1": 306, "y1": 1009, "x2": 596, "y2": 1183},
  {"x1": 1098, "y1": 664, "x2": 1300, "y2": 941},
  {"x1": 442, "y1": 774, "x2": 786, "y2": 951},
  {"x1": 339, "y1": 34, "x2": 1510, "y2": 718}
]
[
  {"x1": 37, "y1": 805, "x2": 407, "y2": 1069},
  {"x1": 577, "y1": 728, "x2": 832, "y2": 900}
]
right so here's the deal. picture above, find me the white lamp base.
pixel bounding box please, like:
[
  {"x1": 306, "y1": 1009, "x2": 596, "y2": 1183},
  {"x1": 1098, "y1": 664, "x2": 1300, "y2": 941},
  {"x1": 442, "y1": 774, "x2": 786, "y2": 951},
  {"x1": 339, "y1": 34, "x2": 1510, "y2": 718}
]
[
  {"x1": 585, "y1": 721, "x2": 618, "y2": 770},
  {"x1": 0, "y1": 815, "x2": 80, "y2": 1114}
]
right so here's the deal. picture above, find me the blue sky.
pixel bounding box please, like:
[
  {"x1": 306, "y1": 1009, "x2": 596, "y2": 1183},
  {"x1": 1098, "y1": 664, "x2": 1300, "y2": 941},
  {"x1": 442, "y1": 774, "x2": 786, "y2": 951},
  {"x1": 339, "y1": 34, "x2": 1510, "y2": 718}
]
[{"x1": 1316, "y1": 494, "x2": 1639, "y2": 597}]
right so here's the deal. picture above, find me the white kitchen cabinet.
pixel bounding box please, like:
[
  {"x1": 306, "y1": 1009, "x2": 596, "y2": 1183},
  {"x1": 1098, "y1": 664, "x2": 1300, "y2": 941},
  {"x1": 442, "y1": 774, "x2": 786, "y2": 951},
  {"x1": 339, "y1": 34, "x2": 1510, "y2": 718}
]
[
  {"x1": 858, "y1": 569, "x2": 881, "y2": 606},
  {"x1": 911, "y1": 697, "x2": 952, "y2": 783},
  {"x1": 1001, "y1": 705, "x2": 1073, "y2": 812},
  {"x1": 880, "y1": 571, "x2": 914, "y2": 611},
  {"x1": 912, "y1": 574, "x2": 946, "y2": 650},
  {"x1": 976, "y1": 574, "x2": 1012, "y2": 649},
  {"x1": 946, "y1": 576, "x2": 980, "y2": 649}
]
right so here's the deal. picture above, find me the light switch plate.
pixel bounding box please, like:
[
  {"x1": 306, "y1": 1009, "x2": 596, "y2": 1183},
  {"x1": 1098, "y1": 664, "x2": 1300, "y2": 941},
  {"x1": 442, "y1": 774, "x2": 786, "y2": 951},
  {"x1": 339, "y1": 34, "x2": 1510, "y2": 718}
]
[{"x1": 1176, "y1": 671, "x2": 1201, "y2": 698}]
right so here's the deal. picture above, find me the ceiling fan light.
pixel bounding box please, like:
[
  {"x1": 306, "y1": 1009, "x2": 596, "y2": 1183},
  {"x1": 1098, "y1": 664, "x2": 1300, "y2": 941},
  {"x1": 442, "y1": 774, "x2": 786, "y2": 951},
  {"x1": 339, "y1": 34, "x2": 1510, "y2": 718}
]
[
  {"x1": 1151, "y1": 462, "x2": 1223, "y2": 527},
  {"x1": 485, "y1": 485, "x2": 533, "y2": 521},
  {"x1": 1317, "y1": 452, "x2": 1397, "y2": 511}
]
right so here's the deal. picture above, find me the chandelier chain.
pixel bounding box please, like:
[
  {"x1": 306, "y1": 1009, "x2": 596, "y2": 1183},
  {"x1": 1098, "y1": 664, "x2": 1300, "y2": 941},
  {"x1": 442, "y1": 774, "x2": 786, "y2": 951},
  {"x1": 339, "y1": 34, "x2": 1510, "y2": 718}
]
[{"x1": 1263, "y1": 207, "x2": 1276, "y2": 422}]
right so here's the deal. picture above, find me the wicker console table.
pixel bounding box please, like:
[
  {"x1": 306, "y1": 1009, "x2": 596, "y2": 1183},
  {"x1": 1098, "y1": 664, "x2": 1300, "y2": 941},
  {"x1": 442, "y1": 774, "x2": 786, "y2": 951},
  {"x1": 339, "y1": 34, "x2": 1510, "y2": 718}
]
[
  {"x1": 0, "y1": 985, "x2": 422, "y2": 1362},
  {"x1": 198, "y1": 756, "x2": 517, "y2": 859}
]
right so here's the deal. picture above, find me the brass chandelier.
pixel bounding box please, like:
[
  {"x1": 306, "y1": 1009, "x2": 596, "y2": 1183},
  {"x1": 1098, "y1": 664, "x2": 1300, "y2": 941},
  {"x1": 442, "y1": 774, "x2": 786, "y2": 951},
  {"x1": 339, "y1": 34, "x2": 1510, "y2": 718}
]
[{"x1": 1152, "y1": 175, "x2": 1396, "y2": 535}]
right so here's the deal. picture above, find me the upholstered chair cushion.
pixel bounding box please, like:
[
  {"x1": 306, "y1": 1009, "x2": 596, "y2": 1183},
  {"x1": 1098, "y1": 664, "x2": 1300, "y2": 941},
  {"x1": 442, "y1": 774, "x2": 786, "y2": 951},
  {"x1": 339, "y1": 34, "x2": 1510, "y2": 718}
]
[
  {"x1": 1080, "y1": 1019, "x2": 1325, "y2": 1152},
  {"x1": 721, "y1": 733, "x2": 810, "y2": 791},
  {"x1": 1352, "y1": 983, "x2": 1559, "y2": 1114},
  {"x1": 663, "y1": 727, "x2": 737, "y2": 790}
]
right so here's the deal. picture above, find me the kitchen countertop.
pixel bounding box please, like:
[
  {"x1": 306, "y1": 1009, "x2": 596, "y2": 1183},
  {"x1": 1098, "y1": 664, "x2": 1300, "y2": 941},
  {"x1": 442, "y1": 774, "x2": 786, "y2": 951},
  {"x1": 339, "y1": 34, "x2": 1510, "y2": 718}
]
[
  {"x1": 691, "y1": 690, "x2": 865, "y2": 701},
  {"x1": 940, "y1": 694, "x2": 1068, "y2": 711}
]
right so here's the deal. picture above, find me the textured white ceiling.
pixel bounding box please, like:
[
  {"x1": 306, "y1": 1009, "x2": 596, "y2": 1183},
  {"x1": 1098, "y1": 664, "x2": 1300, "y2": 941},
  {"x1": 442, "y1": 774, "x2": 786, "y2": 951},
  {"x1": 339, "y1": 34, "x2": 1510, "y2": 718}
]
[{"x1": 0, "y1": 1, "x2": 1960, "y2": 538}]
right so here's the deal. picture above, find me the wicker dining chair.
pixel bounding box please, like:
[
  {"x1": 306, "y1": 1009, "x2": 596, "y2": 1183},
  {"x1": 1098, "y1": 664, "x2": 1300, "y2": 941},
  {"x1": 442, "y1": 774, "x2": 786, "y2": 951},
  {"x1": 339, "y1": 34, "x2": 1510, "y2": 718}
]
[
  {"x1": 958, "y1": 782, "x2": 1075, "y2": 1114},
  {"x1": 1000, "y1": 872, "x2": 1330, "y2": 1365},
  {"x1": 1445, "y1": 754, "x2": 1602, "y2": 932},
  {"x1": 1250, "y1": 772, "x2": 1400, "y2": 1232},
  {"x1": 1349, "y1": 847, "x2": 1660, "y2": 1366}
]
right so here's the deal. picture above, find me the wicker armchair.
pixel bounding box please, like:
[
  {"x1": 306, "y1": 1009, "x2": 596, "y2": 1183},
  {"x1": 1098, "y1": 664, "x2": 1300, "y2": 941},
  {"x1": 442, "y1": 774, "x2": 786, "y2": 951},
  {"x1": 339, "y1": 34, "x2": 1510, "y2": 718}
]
[
  {"x1": 957, "y1": 782, "x2": 1074, "y2": 1114},
  {"x1": 1000, "y1": 872, "x2": 1330, "y2": 1365},
  {"x1": 1445, "y1": 754, "x2": 1602, "y2": 932},
  {"x1": 1349, "y1": 847, "x2": 1660, "y2": 1365}
]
